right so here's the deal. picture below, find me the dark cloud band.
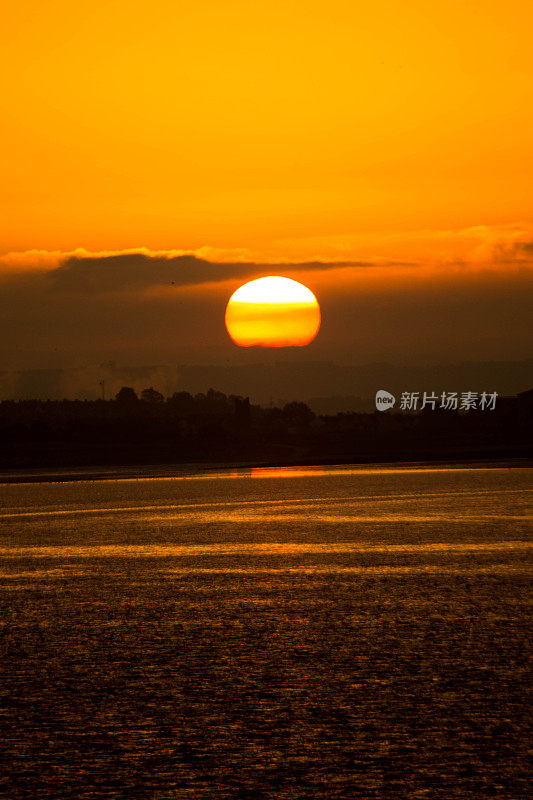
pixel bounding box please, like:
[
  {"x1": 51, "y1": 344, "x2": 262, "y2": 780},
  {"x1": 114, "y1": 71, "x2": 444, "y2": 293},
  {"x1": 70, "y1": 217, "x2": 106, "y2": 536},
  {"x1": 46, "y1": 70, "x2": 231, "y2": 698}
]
[{"x1": 47, "y1": 253, "x2": 388, "y2": 294}]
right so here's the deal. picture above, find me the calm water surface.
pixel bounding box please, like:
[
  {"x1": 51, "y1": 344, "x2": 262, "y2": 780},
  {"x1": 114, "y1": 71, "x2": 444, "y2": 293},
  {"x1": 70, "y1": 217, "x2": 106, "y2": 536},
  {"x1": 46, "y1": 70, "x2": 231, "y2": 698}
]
[{"x1": 0, "y1": 464, "x2": 531, "y2": 799}]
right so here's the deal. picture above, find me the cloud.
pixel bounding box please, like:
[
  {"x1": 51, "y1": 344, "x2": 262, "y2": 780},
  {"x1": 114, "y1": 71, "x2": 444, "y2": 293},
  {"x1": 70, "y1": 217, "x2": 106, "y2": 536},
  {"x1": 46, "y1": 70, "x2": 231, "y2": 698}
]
[
  {"x1": 492, "y1": 239, "x2": 533, "y2": 263},
  {"x1": 0, "y1": 246, "x2": 392, "y2": 293},
  {"x1": 46, "y1": 253, "x2": 385, "y2": 295},
  {"x1": 442, "y1": 224, "x2": 533, "y2": 265},
  {"x1": 3, "y1": 221, "x2": 532, "y2": 296},
  {"x1": 271, "y1": 222, "x2": 533, "y2": 268}
]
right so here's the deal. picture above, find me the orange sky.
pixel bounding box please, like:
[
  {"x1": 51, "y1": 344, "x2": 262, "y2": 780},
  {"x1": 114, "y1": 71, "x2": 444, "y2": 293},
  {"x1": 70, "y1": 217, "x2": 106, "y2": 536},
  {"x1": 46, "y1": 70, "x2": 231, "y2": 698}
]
[{"x1": 1, "y1": 0, "x2": 532, "y2": 257}]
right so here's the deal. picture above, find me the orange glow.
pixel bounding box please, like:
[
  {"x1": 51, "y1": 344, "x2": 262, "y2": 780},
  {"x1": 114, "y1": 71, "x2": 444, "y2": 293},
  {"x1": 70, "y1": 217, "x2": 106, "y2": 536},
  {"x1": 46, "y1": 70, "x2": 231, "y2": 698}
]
[
  {"x1": 225, "y1": 277, "x2": 320, "y2": 347},
  {"x1": 250, "y1": 467, "x2": 328, "y2": 478},
  {"x1": 0, "y1": 2, "x2": 531, "y2": 257}
]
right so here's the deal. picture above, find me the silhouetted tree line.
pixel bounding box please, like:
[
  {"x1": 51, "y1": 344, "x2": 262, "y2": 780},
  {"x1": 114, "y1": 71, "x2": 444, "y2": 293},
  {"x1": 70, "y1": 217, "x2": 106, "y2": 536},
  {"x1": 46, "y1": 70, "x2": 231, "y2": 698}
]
[{"x1": 0, "y1": 387, "x2": 530, "y2": 469}]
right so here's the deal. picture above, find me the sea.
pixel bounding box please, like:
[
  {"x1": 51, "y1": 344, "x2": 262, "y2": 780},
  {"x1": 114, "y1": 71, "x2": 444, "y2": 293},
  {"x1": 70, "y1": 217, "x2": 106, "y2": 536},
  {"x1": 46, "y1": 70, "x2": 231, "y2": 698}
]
[{"x1": 0, "y1": 464, "x2": 531, "y2": 799}]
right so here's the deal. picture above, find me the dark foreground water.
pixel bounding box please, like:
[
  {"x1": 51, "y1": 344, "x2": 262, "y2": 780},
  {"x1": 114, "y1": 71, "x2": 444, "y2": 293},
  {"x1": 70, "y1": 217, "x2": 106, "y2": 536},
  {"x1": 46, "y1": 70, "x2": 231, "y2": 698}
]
[{"x1": 0, "y1": 464, "x2": 531, "y2": 799}]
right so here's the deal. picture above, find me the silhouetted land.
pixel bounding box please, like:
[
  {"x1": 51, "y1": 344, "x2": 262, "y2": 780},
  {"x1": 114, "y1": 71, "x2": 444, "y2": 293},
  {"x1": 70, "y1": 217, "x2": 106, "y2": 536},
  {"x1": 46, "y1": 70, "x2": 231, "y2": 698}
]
[{"x1": 0, "y1": 387, "x2": 531, "y2": 472}]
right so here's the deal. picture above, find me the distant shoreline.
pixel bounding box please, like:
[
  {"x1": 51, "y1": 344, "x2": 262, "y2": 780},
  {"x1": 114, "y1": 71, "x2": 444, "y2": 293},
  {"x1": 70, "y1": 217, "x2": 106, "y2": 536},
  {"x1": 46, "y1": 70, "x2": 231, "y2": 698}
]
[{"x1": 0, "y1": 455, "x2": 530, "y2": 485}]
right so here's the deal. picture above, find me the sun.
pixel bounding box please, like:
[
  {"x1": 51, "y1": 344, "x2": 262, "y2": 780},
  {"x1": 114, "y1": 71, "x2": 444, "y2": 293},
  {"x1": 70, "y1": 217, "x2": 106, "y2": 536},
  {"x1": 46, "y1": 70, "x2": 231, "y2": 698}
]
[{"x1": 225, "y1": 276, "x2": 321, "y2": 347}]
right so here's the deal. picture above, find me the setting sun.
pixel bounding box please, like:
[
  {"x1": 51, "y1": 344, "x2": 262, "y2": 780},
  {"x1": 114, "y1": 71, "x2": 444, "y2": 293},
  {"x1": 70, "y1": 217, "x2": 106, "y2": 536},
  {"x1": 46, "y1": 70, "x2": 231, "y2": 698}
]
[{"x1": 225, "y1": 276, "x2": 321, "y2": 347}]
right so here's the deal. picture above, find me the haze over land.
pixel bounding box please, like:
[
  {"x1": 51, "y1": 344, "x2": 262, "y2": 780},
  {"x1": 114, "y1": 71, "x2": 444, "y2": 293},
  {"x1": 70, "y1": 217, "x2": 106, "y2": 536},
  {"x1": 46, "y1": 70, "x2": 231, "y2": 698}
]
[{"x1": 1, "y1": 359, "x2": 532, "y2": 411}]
